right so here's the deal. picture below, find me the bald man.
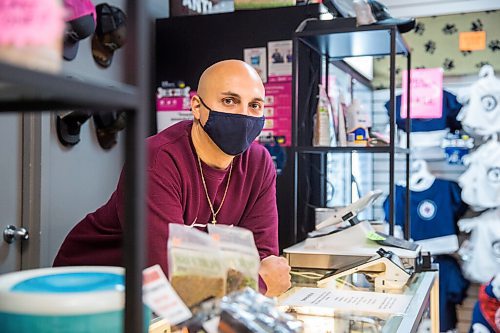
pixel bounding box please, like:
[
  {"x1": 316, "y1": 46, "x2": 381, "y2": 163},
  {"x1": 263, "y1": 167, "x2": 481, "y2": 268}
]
[{"x1": 54, "y1": 60, "x2": 292, "y2": 297}]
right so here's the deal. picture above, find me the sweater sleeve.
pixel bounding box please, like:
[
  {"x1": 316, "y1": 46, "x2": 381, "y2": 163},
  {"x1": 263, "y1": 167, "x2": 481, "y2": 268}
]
[
  {"x1": 238, "y1": 151, "x2": 279, "y2": 260},
  {"x1": 146, "y1": 167, "x2": 185, "y2": 276},
  {"x1": 116, "y1": 154, "x2": 185, "y2": 277}
]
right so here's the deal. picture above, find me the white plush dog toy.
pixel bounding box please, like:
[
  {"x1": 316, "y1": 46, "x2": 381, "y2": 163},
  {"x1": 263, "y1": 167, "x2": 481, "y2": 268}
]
[
  {"x1": 458, "y1": 140, "x2": 500, "y2": 210},
  {"x1": 458, "y1": 65, "x2": 500, "y2": 137}
]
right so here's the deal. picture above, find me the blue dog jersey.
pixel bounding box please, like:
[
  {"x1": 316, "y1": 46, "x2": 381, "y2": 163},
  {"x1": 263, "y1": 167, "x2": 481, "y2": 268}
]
[
  {"x1": 383, "y1": 179, "x2": 466, "y2": 241},
  {"x1": 384, "y1": 90, "x2": 462, "y2": 133},
  {"x1": 470, "y1": 276, "x2": 500, "y2": 333},
  {"x1": 435, "y1": 255, "x2": 470, "y2": 332}
]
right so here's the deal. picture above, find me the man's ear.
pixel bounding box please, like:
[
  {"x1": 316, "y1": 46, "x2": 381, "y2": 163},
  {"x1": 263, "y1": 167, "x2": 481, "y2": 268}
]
[{"x1": 191, "y1": 95, "x2": 202, "y2": 121}]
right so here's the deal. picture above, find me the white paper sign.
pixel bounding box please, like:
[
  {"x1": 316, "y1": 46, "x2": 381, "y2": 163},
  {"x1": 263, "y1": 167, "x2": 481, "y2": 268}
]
[
  {"x1": 143, "y1": 265, "x2": 192, "y2": 325},
  {"x1": 268, "y1": 40, "x2": 293, "y2": 80},
  {"x1": 280, "y1": 288, "x2": 412, "y2": 315},
  {"x1": 156, "y1": 95, "x2": 193, "y2": 133},
  {"x1": 244, "y1": 47, "x2": 267, "y2": 83}
]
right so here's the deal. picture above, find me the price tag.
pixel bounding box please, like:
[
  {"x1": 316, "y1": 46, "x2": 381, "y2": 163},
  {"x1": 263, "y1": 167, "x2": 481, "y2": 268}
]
[
  {"x1": 459, "y1": 31, "x2": 486, "y2": 51},
  {"x1": 143, "y1": 265, "x2": 192, "y2": 326},
  {"x1": 367, "y1": 231, "x2": 386, "y2": 241}
]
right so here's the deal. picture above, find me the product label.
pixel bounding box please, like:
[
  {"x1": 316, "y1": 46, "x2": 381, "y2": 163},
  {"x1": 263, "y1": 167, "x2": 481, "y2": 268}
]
[
  {"x1": 143, "y1": 265, "x2": 192, "y2": 325},
  {"x1": 223, "y1": 252, "x2": 259, "y2": 276},
  {"x1": 170, "y1": 247, "x2": 224, "y2": 276}
]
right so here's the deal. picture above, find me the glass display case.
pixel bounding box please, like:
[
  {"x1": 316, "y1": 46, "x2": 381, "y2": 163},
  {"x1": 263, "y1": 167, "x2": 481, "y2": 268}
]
[{"x1": 279, "y1": 270, "x2": 439, "y2": 333}]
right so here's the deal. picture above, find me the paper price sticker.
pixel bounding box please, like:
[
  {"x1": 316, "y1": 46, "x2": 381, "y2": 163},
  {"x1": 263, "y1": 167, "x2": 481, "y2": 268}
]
[
  {"x1": 143, "y1": 265, "x2": 192, "y2": 326},
  {"x1": 459, "y1": 31, "x2": 486, "y2": 51}
]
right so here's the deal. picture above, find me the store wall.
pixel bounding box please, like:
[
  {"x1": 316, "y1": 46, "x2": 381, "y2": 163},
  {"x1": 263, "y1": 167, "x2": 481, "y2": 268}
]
[
  {"x1": 36, "y1": 0, "x2": 169, "y2": 267},
  {"x1": 372, "y1": 11, "x2": 500, "y2": 89}
]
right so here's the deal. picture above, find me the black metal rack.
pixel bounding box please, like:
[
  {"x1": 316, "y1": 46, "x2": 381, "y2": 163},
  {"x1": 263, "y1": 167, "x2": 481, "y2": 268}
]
[
  {"x1": 296, "y1": 146, "x2": 410, "y2": 154},
  {"x1": 0, "y1": 62, "x2": 138, "y2": 111},
  {"x1": 0, "y1": 2, "x2": 150, "y2": 332},
  {"x1": 292, "y1": 18, "x2": 412, "y2": 242}
]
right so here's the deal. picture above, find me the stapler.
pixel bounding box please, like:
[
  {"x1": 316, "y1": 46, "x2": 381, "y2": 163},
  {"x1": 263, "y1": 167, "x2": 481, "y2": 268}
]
[
  {"x1": 313, "y1": 190, "x2": 384, "y2": 233},
  {"x1": 317, "y1": 248, "x2": 412, "y2": 292}
]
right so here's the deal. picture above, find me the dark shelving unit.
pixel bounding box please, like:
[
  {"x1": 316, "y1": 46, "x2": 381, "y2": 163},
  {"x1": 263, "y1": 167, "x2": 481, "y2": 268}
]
[
  {"x1": 0, "y1": 2, "x2": 150, "y2": 332},
  {"x1": 0, "y1": 62, "x2": 138, "y2": 111},
  {"x1": 296, "y1": 146, "x2": 411, "y2": 154},
  {"x1": 292, "y1": 18, "x2": 412, "y2": 242},
  {"x1": 295, "y1": 21, "x2": 410, "y2": 58}
]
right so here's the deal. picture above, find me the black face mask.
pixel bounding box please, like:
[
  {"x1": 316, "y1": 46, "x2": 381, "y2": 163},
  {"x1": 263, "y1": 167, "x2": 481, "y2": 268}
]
[{"x1": 198, "y1": 97, "x2": 265, "y2": 156}]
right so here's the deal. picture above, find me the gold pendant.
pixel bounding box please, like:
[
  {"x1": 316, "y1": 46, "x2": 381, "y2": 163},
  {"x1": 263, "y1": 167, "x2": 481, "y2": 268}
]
[{"x1": 212, "y1": 218, "x2": 217, "y2": 224}]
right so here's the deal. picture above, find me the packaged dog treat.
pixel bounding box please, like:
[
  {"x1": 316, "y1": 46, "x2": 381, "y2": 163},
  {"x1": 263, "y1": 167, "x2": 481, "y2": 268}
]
[
  {"x1": 168, "y1": 224, "x2": 226, "y2": 307},
  {"x1": 208, "y1": 225, "x2": 260, "y2": 294}
]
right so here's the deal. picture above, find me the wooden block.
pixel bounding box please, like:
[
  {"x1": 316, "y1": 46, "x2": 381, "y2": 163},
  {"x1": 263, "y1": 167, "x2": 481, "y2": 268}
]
[
  {"x1": 458, "y1": 298, "x2": 478, "y2": 310},
  {"x1": 467, "y1": 284, "x2": 480, "y2": 296},
  {"x1": 457, "y1": 322, "x2": 471, "y2": 333},
  {"x1": 457, "y1": 308, "x2": 473, "y2": 320}
]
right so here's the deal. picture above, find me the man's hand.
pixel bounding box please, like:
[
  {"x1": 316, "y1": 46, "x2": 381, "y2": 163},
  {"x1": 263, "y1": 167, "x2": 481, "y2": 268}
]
[{"x1": 259, "y1": 255, "x2": 291, "y2": 297}]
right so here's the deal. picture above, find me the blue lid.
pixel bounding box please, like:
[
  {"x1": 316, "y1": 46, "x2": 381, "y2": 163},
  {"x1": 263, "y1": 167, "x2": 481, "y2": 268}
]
[{"x1": 11, "y1": 272, "x2": 124, "y2": 293}]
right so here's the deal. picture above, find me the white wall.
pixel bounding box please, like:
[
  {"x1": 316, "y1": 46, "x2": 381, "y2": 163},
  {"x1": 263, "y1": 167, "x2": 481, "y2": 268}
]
[{"x1": 0, "y1": 114, "x2": 22, "y2": 273}]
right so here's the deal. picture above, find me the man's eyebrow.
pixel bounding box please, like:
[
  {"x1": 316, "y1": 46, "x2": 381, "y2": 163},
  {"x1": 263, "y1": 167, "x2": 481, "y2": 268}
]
[
  {"x1": 221, "y1": 91, "x2": 265, "y2": 103},
  {"x1": 220, "y1": 91, "x2": 241, "y2": 98}
]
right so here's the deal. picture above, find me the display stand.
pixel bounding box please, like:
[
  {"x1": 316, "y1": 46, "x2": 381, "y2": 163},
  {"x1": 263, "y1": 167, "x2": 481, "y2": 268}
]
[
  {"x1": 292, "y1": 18, "x2": 412, "y2": 240},
  {"x1": 0, "y1": 2, "x2": 151, "y2": 332}
]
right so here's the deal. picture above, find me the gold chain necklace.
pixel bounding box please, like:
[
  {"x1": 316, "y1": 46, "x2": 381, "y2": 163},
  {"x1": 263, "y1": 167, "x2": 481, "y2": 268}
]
[{"x1": 197, "y1": 155, "x2": 233, "y2": 224}]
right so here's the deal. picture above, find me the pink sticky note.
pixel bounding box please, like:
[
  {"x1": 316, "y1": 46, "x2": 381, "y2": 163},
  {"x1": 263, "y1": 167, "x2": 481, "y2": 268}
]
[
  {"x1": 401, "y1": 68, "x2": 443, "y2": 119},
  {"x1": 0, "y1": 0, "x2": 65, "y2": 47}
]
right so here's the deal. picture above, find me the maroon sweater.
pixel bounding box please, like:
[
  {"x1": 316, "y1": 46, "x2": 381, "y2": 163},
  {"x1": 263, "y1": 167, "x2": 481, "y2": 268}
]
[{"x1": 54, "y1": 121, "x2": 279, "y2": 275}]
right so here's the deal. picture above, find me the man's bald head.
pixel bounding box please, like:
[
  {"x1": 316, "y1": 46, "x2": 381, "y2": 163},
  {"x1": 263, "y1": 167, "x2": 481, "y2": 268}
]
[
  {"x1": 191, "y1": 59, "x2": 266, "y2": 127},
  {"x1": 190, "y1": 59, "x2": 267, "y2": 160},
  {"x1": 197, "y1": 60, "x2": 264, "y2": 98}
]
